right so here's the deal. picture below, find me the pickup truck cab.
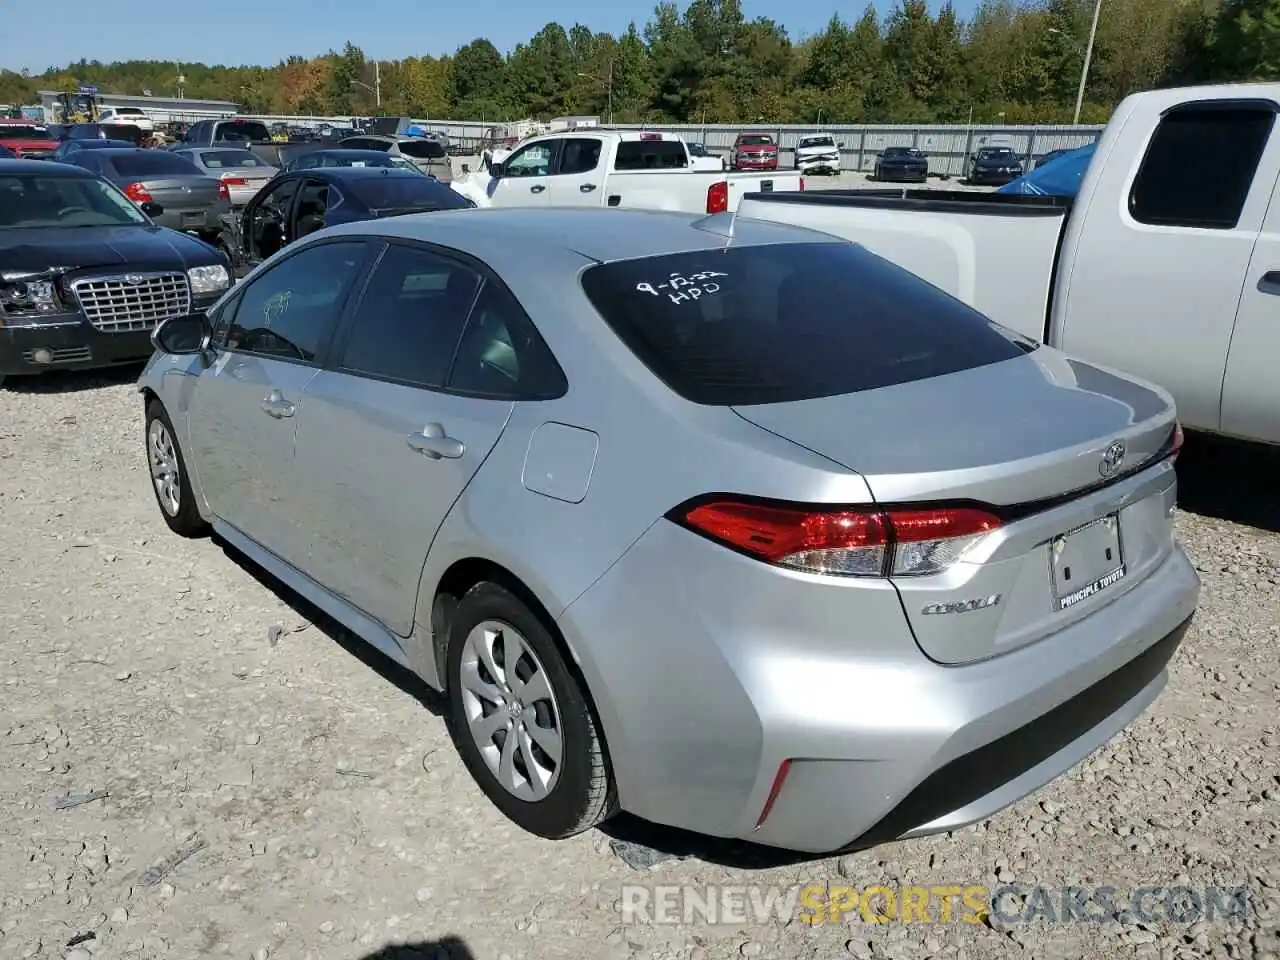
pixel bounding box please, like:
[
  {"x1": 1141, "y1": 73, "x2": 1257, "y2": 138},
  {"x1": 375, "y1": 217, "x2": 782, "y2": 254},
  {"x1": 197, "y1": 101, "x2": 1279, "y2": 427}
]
[
  {"x1": 737, "y1": 82, "x2": 1280, "y2": 447},
  {"x1": 485, "y1": 130, "x2": 802, "y2": 214}
]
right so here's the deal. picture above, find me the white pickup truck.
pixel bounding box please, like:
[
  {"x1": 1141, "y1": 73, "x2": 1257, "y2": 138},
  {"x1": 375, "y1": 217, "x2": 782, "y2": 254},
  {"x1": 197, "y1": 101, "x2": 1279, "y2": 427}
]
[
  {"x1": 482, "y1": 129, "x2": 804, "y2": 215},
  {"x1": 740, "y1": 82, "x2": 1280, "y2": 447}
]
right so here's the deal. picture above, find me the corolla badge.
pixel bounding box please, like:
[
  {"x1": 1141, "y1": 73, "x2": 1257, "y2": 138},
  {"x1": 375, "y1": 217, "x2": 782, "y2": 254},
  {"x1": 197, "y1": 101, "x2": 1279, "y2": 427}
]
[{"x1": 1099, "y1": 440, "x2": 1127, "y2": 478}]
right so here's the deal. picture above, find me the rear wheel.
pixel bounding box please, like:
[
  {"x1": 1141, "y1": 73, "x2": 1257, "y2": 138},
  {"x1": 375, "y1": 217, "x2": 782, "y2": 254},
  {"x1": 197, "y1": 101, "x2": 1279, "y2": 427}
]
[
  {"x1": 445, "y1": 582, "x2": 614, "y2": 840},
  {"x1": 145, "y1": 400, "x2": 208, "y2": 538}
]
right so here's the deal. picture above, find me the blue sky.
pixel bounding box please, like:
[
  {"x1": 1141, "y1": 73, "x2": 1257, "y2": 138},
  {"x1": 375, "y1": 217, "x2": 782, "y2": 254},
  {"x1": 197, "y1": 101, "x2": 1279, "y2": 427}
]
[{"x1": 5, "y1": 0, "x2": 982, "y2": 74}]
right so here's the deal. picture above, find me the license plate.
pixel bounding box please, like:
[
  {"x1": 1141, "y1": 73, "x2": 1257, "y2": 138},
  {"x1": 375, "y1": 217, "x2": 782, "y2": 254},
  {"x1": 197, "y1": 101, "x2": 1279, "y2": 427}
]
[
  {"x1": 181, "y1": 212, "x2": 203, "y2": 226},
  {"x1": 1050, "y1": 515, "x2": 1125, "y2": 610}
]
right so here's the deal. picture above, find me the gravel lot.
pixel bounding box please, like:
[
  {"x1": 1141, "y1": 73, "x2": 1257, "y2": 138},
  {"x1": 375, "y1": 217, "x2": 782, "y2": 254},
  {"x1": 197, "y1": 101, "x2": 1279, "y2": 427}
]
[{"x1": 2, "y1": 215, "x2": 1278, "y2": 960}]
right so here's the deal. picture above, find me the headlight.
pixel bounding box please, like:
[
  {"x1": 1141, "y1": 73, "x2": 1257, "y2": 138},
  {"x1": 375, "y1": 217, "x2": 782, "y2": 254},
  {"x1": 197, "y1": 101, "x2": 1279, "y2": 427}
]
[{"x1": 188, "y1": 264, "x2": 229, "y2": 295}]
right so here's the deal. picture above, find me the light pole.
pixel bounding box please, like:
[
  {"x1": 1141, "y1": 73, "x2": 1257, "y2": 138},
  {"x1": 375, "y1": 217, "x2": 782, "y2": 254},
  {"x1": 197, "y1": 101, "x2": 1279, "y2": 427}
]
[
  {"x1": 1049, "y1": 0, "x2": 1101, "y2": 126},
  {"x1": 352, "y1": 61, "x2": 381, "y2": 109},
  {"x1": 577, "y1": 61, "x2": 613, "y2": 125}
]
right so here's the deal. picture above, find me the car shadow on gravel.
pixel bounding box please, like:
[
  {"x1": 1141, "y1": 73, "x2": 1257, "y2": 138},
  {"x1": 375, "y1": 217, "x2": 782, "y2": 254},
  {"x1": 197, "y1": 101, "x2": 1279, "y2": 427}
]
[
  {"x1": 2, "y1": 364, "x2": 145, "y2": 394},
  {"x1": 213, "y1": 534, "x2": 448, "y2": 718},
  {"x1": 1175, "y1": 431, "x2": 1280, "y2": 534},
  {"x1": 358, "y1": 935, "x2": 475, "y2": 959}
]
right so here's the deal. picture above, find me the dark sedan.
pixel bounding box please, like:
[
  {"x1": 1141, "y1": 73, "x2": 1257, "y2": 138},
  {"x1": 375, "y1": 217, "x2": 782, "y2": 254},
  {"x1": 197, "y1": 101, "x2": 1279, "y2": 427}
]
[
  {"x1": 219, "y1": 166, "x2": 475, "y2": 274},
  {"x1": 966, "y1": 146, "x2": 1024, "y2": 185},
  {"x1": 873, "y1": 146, "x2": 929, "y2": 183},
  {"x1": 50, "y1": 138, "x2": 136, "y2": 162},
  {"x1": 66, "y1": 123, "x2": 146, "y2": 146},
  {"x1": 282, "y1": 148, "x2": 422, "y2": 174},
  {"x1": 0, "y1": 159, "x2": 231, "y2": 387}
]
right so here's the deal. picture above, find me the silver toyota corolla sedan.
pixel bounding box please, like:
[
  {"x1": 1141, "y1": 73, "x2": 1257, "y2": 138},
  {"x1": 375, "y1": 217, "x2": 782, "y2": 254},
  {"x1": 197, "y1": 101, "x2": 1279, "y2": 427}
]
[{"x1": 137, "y1": 207, "x2": 1200, "y2": 854}]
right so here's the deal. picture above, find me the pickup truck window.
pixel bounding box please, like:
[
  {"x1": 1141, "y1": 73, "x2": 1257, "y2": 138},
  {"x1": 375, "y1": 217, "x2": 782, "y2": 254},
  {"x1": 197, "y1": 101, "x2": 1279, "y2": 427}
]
[
  {"x1": 580, "y1": 241, "x2": 1028, "y2": 406},
  {"x1": 614, "y1": 141, "x2": 688, "y2": 170},
  {"x1": 506, "y1": 144, "x2": 553, "y2": 177},
  {"x1": 559, "y1": 139, "x2": 602, "y2": 174},
  {"x1": 1129, "y1": 104, "x2": 1275, "y2": 230}
]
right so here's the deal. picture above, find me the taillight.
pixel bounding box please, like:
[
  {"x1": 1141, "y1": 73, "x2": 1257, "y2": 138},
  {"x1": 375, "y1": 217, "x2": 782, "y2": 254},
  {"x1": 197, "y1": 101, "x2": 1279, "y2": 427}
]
[
  {"x1": 706, "y1": 180, "x2": 728, "y2": 214},
  {"x1": 220, "y1": 175, "x2": 247, "y2": 186},
  {"x1": 217, "y1": 181, "x2": 231, "y2": 201},
  {"x1": 670, "y1": 497, "x2": 1001, "y2": 578},
  {"x1": 799, "y1": 177, "x2": 806, "y2": 192},
  {"x1": 124, "y1": 182, "x2": 152, "y2": 203},
  {"x1": 1170, "y1": 422, "x2": 1184, "y2": 462}
]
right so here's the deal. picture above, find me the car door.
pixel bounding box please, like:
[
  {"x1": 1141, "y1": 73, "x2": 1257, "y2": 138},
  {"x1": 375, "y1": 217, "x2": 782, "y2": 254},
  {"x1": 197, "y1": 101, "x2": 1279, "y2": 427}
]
[
  {"x1": 185, "y1": 239, "x2": 374, "y2": 568},
  {"x1": 242, "y1": 175, "x2": 301, "y2": 264},
  {"x1": 547, "y1": 137, "x2": 604, "y2": 206},
  {"x1": 289, "y1": 242, "x2": 530, "y2": 635},
  {"x1": 488, "y1": 140, "x2": 557, "y2": 206},
  {"x1": 1220, "y1": 112, "x2": 1280, "y2": 443},
  {"x1": 291, "y1": 176, "x2": 331, "y2": 240}
]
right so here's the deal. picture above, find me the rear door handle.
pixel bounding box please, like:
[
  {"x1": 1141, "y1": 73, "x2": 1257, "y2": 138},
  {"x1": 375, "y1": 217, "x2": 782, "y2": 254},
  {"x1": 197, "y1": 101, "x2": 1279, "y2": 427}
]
[
  {"x1": 579, "y1": 183, "x2": 597, "y2": 193},
  {"x1": 406, "y1": 423, "x2": 464, "y2": 460},
  {"x1": 530, "y1": 184, "x2": 546, "y2": 194},
  {"x1": 1258, "y1": 271, "x2": 1280, "y2": 296},
  {"x1": 261, "y1": 389, "x2": 294, "y2": 418}
]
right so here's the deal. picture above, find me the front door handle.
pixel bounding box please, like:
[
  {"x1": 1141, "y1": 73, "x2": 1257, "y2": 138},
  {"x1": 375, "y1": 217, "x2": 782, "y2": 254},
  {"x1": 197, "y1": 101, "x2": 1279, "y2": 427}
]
[
  {"x1": 261, "y1": 389, "x2": 294, "y2": 418},
  {"x1": 1258, "y1": 271, "x2": 1280, "y2": 296},
  {"x1": 530, "y1": 184, "x2": 546, "y2": 194},
  {"x1": 579, "y1": 183, "x2": 597, "y2": 193},
  {"x1": 406, "y1": 423, "x2": 464, "y2": 460}
]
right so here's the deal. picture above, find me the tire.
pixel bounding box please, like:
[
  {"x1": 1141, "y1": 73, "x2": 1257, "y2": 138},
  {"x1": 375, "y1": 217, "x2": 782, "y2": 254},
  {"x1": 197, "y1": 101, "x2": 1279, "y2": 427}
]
[
  {"x1": 145, "y1": 399, "x2": 209, "y2": 538},
  {"x1": 445, "y1": 582, "x2": 614, "y2": 840}
]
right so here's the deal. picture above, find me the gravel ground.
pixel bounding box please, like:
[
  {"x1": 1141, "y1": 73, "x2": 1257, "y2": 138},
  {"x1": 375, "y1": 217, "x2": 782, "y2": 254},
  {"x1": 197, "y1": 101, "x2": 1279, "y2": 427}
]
[{"x1": 2, "y1": 326, "x2": 1278, "y2": 957}]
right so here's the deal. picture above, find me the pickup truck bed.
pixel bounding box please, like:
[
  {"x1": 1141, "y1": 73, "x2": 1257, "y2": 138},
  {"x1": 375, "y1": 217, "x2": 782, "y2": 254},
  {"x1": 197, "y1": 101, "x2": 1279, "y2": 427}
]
[{"x1": 740, "y1": 189, "x2": 1071, "y2": 342}]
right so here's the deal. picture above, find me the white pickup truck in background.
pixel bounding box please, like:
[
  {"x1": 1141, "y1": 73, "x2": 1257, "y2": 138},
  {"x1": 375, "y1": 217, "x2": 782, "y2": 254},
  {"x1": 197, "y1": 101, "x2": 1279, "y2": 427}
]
[
  {"x1": 740, "y1": 82, "x2": 1280, "y2": 447},
  {"x1": 480, "y1": 130, "x2": 804, "y2": 215}
]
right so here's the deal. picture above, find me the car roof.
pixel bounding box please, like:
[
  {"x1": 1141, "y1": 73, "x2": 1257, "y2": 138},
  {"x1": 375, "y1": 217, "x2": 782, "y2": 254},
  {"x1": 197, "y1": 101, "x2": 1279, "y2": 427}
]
[
  {"x1": 320, "y1": 207, "x2": 837, "y2": 265},
  {"x1": 297, "y1": 165, "x2": 423, "y2": 180},
  {"x1": 0, "y1": 158, "x2": 94, "y2": 175}
]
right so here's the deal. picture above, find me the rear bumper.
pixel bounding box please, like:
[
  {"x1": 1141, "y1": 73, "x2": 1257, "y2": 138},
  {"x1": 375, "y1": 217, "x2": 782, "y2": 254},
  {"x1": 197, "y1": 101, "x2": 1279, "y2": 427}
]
[
  {"x1": 560, "y1": 521, "x2": 1200, "y2": 854},
  {"x1": 153, "y1": 202, "x2": 231, "y2": 234}
]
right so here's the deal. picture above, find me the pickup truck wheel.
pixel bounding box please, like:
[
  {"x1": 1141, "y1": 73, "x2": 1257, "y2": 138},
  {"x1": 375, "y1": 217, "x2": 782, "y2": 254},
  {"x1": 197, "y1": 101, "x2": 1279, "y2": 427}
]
[
  {"x1": 445, "y1": 582, "x2": 615, "y2": 840},
  {"x1": 145, "y1": 400, "x2": 209, "y2": 538}
]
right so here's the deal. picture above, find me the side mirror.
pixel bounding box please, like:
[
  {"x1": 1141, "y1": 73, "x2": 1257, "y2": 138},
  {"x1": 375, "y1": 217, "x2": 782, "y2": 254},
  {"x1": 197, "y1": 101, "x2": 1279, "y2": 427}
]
[
  {"x1": 488, "y1": 162, "x2": 504, "y2": 179},
  {"x1": 152, "y1": 312, "x2": 211, "y2": 356},
  {"x1": 141, "y1": 200, "x2": 164, "y2": 217}
]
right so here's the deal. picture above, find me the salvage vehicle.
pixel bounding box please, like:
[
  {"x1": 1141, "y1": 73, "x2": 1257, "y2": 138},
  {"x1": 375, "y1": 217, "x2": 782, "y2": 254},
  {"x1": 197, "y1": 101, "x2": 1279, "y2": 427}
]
[
  {"x1": 50, "y1": 138, "x2": 137, "y2": 161},
  {"x1": 61, "y1": 148, "x2": 231, "y2": 243},
  {"x1": 66, "y1": 122, "x2": 146, "y2": 146},
  {"x1": 338, "y1": 134, "x2": 453, "y2": 183},
  {"x1": 737, "y1": 82, "x2": 1280, "y2": 447},
  {"x1": 485, "y1": 130, "x2": 802, "y2": 214},
  {"x1": 283, "y1": 148, "x2": 422, "y2": 174},
  {"x1": 964, "y1": 146, "x2": 1023, "y2": 185},
  {"x1": 0, "y1": 120, "x2": 56, "y2": 159},
  {"x1": 217, "y1": 166, "x2": 473, "y2": 274},
  {"x1": 872, "y1": 145, "x2": 929, "y2": 183},
  {"x1": 730, "y1": 132, "x2": 779, "y2": 171},
  {"x1": 170, "y1": 147, "x2": 278, "y2": 206},
  {"x1": 794, "y1": 133, "x2": 842, "y2": 176},
  {"x1": 684, "y1": 141, "x2": 725, "y2": 172},
  {"x1": 138, "y1": 206, "x2": 1197, "y2": 853},
  {"x1": 0, "y1": 159, "x2": 230, "y2": 387},
  {"x1": 97, "y1": 106, "x2": 154, "y2": 133}
]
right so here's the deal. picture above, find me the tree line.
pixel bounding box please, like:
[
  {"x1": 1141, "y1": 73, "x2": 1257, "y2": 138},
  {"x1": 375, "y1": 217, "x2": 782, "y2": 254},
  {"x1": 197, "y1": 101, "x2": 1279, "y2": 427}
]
[{"x1": 0, "y1": 0, "x2": 1274, "y2": 126}]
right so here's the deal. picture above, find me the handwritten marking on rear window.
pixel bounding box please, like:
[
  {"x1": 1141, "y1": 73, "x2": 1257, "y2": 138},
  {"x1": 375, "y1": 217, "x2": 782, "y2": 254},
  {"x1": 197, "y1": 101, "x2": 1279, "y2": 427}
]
[{"x1": 636, "y1": 271, "x2": 727, "y2": 305}]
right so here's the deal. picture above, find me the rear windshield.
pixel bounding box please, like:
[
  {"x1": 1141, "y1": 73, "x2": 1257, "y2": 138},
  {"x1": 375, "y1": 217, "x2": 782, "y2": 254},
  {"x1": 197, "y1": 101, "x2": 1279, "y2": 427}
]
[
  {"x1": 615, "y1": 141, "x2": 688, "y2": 170},
  {"x1": 397, "y1": 139, "x2": 446, "y2": 159},
  {"x1": 579, "y1": 242, "x2": 1031, "y2": 405},
  {"x1": 0, "y1": 125, "x2": 52, "y2": 140},
  {"x1": 347, "y1": 176, "x2": 475, "y2": 211},
  {"x1": 107, "y1": 152, "x2": 201, "y2": 177},
  {"x1": 199, "y1": 149, "x2": 267, "y2": 168},
  {"x1": 215, "y1": 121, "x2": 272, "y2": 143}
]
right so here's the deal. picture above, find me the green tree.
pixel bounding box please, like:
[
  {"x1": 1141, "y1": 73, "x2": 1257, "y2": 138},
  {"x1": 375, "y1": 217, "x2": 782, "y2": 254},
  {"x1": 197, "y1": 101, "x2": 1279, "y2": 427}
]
[{"x1": 447, "y1": 38, "x2": 509, "y2": 119}]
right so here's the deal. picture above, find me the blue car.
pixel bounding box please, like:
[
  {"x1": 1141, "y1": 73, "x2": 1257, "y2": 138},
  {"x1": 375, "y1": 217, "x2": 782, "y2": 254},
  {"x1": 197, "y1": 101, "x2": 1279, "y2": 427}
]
[
  {"x1": 997, "y1": 144, "x2": 1097, "y2": 198},
  {"x1": 218, "y1": 165, "x2": 474, "y2": 273}
]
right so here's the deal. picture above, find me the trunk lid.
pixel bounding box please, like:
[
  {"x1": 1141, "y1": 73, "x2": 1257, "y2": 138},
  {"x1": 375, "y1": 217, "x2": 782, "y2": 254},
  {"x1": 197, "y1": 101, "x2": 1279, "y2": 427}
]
[
  {"x1": 137, "y1": 176, "x2": 222, "y2": 210},
  {"x1": 733, "y1": 349, "x2": 1180, "y2": 663}
]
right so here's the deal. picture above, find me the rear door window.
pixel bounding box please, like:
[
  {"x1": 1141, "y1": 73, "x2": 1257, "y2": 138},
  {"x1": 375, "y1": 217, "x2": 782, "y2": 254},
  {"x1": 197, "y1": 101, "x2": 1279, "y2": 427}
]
[
  {"x1": 613, "y1": 141, "x2": 686, "y2": 170},
  {"x1": 579, "y1": 241, "x2": 1031, "y2": 406},
  {"x1": 397, "y1": 139, "x2": 446, "y2": 160},
  {"x1": 557, "y1": 138, "x2": 603, "y2": 174},
  {"x1": 1129, "y1": 103, "x2": 1275, "y2": 230}
]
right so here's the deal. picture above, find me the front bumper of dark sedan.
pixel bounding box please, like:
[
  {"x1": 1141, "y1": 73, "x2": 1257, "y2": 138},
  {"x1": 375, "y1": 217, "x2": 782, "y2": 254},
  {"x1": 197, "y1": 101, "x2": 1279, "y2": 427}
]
[
  {"x1": 877, "y1": 164, "x2": 929, "y2": 182},
  {"x1": 969, "y1": 166, "x2": 1022, "y2": 185}
]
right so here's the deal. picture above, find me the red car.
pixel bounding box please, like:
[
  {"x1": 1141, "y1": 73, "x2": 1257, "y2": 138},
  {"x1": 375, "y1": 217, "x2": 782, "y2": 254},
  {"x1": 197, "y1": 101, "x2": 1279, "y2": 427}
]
[
  {"x1": 0, "y1": 120, "x2": 56, "y2": 160},
  {"x1": 731, "y1": 133, "x2": 778, "y2": 171}
]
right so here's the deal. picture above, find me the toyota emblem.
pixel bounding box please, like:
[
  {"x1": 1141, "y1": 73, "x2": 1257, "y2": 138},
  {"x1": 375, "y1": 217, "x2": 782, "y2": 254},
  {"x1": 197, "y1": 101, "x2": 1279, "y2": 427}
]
[{"x1": 1099, "y1": 440, "x2": 1127, "y2": 478}]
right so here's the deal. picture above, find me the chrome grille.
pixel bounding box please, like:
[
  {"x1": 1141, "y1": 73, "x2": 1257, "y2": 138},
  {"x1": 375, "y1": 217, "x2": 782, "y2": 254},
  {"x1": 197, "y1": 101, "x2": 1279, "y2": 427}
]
[{"x1": 71, "y1": 273, "x2": 191, "y2": 333}]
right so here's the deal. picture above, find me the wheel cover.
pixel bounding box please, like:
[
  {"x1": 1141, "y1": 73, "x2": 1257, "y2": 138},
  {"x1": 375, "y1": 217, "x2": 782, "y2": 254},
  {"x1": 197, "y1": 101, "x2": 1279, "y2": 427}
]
[
  {"x1": 459, "y1": 620, "x2": 564, "y2": 801},
  {"x1": 148, "y1": 419, "x2": 181, "y2": 517}
]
